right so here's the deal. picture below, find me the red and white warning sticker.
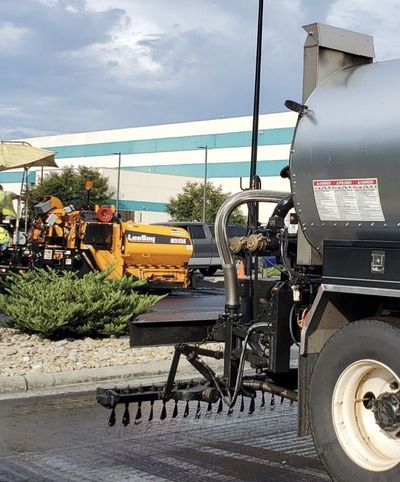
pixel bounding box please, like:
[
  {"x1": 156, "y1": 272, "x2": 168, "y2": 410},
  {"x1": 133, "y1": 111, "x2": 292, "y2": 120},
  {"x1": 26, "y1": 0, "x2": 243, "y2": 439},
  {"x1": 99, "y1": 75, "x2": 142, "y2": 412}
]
[{"x1": 312, "y1": 178, "x2": 385, "y2": 222}]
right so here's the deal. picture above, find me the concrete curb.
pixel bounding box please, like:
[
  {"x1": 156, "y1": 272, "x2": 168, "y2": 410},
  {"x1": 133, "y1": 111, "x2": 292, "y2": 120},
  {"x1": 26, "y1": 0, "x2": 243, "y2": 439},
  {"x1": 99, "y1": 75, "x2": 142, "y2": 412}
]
[{"x1": 0, "y1": 357, "x2": 223, "y2": 394}]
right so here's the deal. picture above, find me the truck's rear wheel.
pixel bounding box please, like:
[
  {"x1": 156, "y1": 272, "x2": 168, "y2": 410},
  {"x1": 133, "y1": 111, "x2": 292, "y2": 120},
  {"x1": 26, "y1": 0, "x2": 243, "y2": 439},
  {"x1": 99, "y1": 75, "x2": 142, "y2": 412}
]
[{"x1": 309, "y1": 319, "x2": 400, "y2": 482}]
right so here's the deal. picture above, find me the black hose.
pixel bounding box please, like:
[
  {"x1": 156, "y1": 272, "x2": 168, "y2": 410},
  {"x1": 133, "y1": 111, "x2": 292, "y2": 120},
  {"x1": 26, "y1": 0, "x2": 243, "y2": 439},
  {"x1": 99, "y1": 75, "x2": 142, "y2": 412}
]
[{"x1": 270, "y1": 193, "x2": 294, "y2": 219}]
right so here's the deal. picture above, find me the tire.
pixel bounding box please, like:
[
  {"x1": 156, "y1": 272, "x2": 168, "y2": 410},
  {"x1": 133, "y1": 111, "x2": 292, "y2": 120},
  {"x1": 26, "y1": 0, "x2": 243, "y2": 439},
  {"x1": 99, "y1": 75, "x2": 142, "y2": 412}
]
[
  {"x1": 199, "y1": 267, "x2": 218, "y2": 277},
  {"x1": 309, "y1": 318, "x2": 400, "y2": 482}
]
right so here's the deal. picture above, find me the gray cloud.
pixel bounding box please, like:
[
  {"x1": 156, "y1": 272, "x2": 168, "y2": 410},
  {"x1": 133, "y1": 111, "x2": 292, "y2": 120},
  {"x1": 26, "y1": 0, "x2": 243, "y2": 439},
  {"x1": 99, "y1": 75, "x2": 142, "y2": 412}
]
[
  {"x1": 0, "y1": 0, "x2": 126, "y2": 137},
  {"x1": 0, "y1": 0, "x2": 396, "y2": 140}
]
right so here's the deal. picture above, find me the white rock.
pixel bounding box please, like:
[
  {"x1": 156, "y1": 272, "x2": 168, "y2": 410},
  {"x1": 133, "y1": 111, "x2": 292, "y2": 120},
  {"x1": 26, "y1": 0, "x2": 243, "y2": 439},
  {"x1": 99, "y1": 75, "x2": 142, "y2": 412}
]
[
  {"x1": 55, "y1": 340, "x2": 69, "y2": 346},
  {"x1": 3, "y1": 347, "x2": 18, "y2": 356}
]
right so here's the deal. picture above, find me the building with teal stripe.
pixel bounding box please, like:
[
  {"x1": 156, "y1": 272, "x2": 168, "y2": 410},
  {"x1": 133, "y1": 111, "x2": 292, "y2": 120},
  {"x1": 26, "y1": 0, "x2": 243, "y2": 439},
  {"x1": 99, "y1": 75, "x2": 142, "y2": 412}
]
[
  {"x1": 0, "y1": 171, "x2": 36, "y2": 184},
  {"x1": 42, "y1": 127, "x2": 294, "y2": 159},
  {"x1": 19, "y1": 112, "x2": 297, "y2": 222}
]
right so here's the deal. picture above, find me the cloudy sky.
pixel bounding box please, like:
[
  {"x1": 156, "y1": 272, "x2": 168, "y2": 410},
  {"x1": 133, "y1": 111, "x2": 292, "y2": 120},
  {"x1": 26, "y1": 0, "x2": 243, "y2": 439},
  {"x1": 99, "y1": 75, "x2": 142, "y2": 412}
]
[{"x1": 1, "y1": 0, "x2": 399, "y2": 139}]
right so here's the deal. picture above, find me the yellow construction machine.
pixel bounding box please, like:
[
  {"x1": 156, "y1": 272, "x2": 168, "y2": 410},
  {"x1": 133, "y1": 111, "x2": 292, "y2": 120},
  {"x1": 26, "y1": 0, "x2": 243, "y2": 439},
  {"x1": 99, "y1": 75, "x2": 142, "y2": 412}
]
[{"x1": 9, "y1": 195, "x2": 193, "y2": 288}]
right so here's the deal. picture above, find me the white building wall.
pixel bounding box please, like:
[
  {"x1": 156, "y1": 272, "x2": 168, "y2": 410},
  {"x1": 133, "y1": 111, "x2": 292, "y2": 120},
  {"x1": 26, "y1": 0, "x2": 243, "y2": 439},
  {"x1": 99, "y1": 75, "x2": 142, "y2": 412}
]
[
  {"x1": 21, "y1": 112, "x2": 296, "y2": 147},
  {"x1": 99, "y1": 169, "x2": 198, "y2": 224},
  {"x1": 3, "y1": 112, "x2": 298, "y2": 222}
]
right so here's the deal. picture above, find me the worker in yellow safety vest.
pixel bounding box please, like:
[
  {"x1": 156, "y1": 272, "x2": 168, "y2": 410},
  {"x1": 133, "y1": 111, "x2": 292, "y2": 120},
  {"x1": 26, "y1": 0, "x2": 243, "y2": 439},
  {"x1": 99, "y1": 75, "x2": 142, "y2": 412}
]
[
  {"x1": 0, "y1": 184, "x2": 19, "y2": 219},
  {"x1": 0, "y1": 226, "x2": 11, "y2": 251}
]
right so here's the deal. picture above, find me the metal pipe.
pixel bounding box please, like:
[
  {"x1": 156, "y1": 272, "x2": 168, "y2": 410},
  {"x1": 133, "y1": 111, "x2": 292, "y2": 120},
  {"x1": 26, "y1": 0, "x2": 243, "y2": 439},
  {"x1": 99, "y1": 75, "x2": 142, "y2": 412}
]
[
  {"x1": 82, "y1": 251, "x2": 96, "y2": 272},
  {"x1": 202, "y1": 146, "x2": 208, "y2": 222},
  {"x1": 248, "y1": 0, "x2": 265, "y2": 232},
  {"x1": 14, "y1": 168, "x2": 26, "y2": 246},
  {"x1": 229, "y1": 321, "x2": 269, "y2": 408},
  {"x1": 114, "y1": 152, "x2": 122, "y2": 217},
  {"x1": 24, "y1": 168, "x2": 29, "y2": 235},
  {"x1": 215, "y1": 189, "x2": 286, "y2": 309},
  {"x1": 242, "y1": 380, "x2": 298, "y2": 402}
]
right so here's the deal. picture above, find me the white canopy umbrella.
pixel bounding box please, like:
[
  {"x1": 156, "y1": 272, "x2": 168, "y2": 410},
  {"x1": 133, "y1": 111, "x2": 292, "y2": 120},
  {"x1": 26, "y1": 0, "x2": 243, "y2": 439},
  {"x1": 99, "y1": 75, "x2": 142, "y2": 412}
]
[
  {"x1": 0, "y1": 141, "x2": 57, "y2": 170},
  {"x1": 0, "y1": 141, "x2": 58, "y2": 240}
]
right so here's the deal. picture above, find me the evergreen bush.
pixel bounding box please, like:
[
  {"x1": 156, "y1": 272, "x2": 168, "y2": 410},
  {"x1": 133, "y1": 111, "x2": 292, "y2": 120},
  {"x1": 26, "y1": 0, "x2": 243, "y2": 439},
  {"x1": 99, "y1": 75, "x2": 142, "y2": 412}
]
[{"x1": 0, "y1": 269, "x2": 163, "y2": 338}]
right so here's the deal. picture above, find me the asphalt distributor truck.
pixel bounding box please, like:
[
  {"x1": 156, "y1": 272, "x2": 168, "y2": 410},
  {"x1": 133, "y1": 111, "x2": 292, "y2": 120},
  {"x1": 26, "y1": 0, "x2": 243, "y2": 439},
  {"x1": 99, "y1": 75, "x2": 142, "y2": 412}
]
[{"x1": 97, "y1": 24, "x2": 400, "y2": 481}]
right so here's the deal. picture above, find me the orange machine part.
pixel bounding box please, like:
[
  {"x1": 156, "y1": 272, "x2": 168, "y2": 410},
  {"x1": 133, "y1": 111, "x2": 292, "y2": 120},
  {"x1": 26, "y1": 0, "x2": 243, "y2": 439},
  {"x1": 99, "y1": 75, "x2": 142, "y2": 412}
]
[{"x1": 96, "y1": 206, "x2": 114, "y2": 223}]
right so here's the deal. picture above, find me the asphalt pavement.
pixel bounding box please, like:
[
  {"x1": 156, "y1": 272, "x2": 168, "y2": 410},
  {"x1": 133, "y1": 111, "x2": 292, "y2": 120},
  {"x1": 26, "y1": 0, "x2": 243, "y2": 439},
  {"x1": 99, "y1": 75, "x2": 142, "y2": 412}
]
[{"x1": 0, "y1": 390, "x2": 329, "y2": 482}]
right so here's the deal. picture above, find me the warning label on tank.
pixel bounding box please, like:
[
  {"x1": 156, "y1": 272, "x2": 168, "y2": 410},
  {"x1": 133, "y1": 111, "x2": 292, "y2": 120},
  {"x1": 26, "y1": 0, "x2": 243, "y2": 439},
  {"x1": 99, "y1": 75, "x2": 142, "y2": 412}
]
[{"x1": 312, "y1": 178, "x2": 385, "y2": 222}]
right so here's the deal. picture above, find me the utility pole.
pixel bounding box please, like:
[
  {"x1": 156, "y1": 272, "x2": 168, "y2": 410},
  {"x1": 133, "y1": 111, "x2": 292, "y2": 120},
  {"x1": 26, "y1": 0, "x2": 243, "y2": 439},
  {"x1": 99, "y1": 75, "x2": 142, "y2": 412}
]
[
  {"x1": 198, "y1": 146, "x2": 208, "y2": 222},
  {"x1": 113, "y1": 152, "x2": 122, "y2": 217},
  {"x1": 248, "y1": 0, "x2": 264, "y2": 230}
]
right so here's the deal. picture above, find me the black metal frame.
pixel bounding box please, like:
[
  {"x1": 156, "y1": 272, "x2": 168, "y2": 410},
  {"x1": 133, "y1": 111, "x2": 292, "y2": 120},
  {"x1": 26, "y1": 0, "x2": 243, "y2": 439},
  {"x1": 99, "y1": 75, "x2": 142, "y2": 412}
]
[{"x1": 96, "y1": 279, "x2": 299, "y2": 424}]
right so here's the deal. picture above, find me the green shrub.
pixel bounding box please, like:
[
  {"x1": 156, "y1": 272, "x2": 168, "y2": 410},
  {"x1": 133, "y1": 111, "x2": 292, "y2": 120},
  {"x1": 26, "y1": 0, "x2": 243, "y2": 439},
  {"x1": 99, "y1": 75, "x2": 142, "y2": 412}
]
[
  {"x1": 0, "y1": 269, "x2": 163, "y2": 338},
  {"x1": 262, "y1": 266, "x2": 281, "y2": 278}
]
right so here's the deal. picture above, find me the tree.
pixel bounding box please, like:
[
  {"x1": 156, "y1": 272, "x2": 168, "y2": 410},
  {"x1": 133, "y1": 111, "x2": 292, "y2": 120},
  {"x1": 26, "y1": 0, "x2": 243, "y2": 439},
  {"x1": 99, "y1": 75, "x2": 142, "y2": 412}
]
[
  {"x1": 29, "y1": 166, "x2": 112, "y2": 209},
  {"x1": 166, "y1": 181, "x2": 246, "y2": 224}
]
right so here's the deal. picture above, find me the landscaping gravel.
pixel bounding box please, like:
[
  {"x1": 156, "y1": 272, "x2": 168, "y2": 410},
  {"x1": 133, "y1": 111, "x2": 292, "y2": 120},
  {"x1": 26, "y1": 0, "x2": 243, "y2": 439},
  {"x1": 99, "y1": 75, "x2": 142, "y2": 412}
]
[
  {"x1": 0, "y1": 327, "x2": 178, "y2": 377},
  {"x1": 0, "y1": 327, "x2": 224, "y2": 378}
]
